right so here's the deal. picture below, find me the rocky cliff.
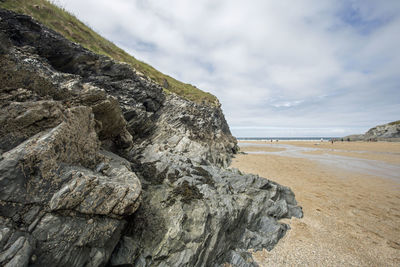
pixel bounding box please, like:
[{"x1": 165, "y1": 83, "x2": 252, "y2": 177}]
[
  {"x1": 0, "y1": 9, "x2": 302, "y2": 267},
  {"x1": 344, "y1": 121, "x2": 400, "y2": 141}
]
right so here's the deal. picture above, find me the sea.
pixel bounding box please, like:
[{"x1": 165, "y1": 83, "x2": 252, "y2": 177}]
[{"x1": 237, "y1": 137, "x2": 338, "y2": 141}]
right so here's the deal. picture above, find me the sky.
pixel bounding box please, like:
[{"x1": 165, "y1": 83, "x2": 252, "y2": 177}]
[{"x1": 56, "y1": 0, "x2": 400, "y2": 137}]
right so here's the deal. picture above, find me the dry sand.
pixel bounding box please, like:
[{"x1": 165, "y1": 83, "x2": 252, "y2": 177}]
[{"x1": 231, "y1": 141, "x2": 400, "y2": 266}]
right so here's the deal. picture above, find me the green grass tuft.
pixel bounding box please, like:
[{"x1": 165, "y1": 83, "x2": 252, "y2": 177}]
[{"x1": 0, "y1": 0, "x2": 218, "y2": 106}]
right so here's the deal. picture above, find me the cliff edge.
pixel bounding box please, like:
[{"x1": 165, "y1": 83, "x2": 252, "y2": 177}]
[
  {"x1": 344, "y1": 120, "x2": 400, "y2": 141},
  {"x1": 0, "y1": 8, "x2": 302, "y2": 267}
]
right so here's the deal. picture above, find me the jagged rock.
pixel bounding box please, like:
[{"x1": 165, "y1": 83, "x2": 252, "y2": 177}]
[
  {"x1": 115, "y1": 160, "x2": 302, "y2": 266},
  {"x1": 0, "y1": 9, "x2": 143, "y2": 266},
  {"x1": 364, "y1": 121, "x2": 400, "y2": 140},
  {"x1": 344, "y1": 120, "x2": 400, "y2": 141},
  {"x1": 30, "y1": 213, "x2": 125, "y2": 266},
  {"x1": 0, "y1": 8, "x2": 302, "y2": 267},
  {"x1": 49, "y1": 151, "x2": 141, "y2": 217},
  {"x1": 0, "y1": 235, "x2": 32, "y2": 267},
  {"x1": 0, "y1": 103, "x2": 141, "y2": 266},
  {"x1": 133, "y1": 93, "x2": 238, "y2": 168}
]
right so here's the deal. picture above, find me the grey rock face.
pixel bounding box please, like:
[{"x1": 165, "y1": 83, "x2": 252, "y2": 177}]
[
  {"x1": 364, "y1": 121, "x2": 400, "y2": 140},
  {"x1": 116, "y1": 162, "x2": 302, "y2": 266},
  {"x1": 0, "y1": 9, "x2": 142, "y2": 266},
  {"x1": 0, "y1": 8, "x2": 302, "y2": 267},
  {"x1": 49, "y1": 151, "x2": 141, "y2": 217},
  {"x1": 132, "y1": 93, "x2": 238, "y2": 168},
  {"x1": 31, "y1": 213, "x2": 125, "y2": 266},
  {"x1": 344, "y1": 121, "x2": 400, "y2": 141}
]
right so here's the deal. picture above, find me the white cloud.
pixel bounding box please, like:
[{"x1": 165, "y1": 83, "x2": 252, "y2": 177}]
[{"x1": 57, "y1": 0, "x2": 400, "y2": 137}]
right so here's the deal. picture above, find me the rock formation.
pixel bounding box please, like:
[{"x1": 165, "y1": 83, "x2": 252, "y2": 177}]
[
  {"x1": 344, "y1": 120, "x2": 400, "y2": 141},
  {"x1": 0, "y1": 9, "x2": 302, "y2": 266}
]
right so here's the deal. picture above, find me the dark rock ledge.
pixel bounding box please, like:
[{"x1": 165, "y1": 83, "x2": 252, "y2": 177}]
[{"x1": 0, "y1": 9, "x2": 302, "y2": 267}]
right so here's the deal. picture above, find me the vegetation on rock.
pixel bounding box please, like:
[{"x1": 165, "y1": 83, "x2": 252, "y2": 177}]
[
  {"x1": 0, "y1": 0, "x2": 219, "y2": 105},
  {"x1": 388, "y1": 120, "x2": 400, "y2": 126}
]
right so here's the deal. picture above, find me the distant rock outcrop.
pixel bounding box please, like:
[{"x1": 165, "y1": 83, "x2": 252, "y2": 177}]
[
  {"x1": 0, "y1": 9, "x2": 302, "y2": 267},
  {"x1": 344, "y1": 121, "x2": 400, "y2": 141}
]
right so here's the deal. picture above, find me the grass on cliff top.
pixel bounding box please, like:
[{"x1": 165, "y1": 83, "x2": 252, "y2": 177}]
[
  {"x1": 388, "y1": 120, "x2": 400, "y2": 126},
  {"x1": 0, "y1": 0, "x2": 218, "y2": 106}
]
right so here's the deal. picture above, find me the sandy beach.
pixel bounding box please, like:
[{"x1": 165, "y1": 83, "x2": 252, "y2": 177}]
[{"x1": 231, "y1": 141, "x2": 400, "y2": 266}]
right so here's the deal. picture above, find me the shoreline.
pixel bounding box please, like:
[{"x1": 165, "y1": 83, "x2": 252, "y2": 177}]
[
  {"x1": 237, "y1": 139, "x2": 400, "y2": 142},
  {"x1": 239, "y1": 140, "x2": 400, "y2": 166},
  {"x1": 237, "y1": 138, "x2": 335, "y2": 142},
  {"x1": 232, "y1": 141, "x2": 400, "y2": 266}
]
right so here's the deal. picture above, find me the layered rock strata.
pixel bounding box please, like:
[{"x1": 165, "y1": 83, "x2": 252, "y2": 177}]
[{"x1": 0, "y1": 9, "x2": 302, "y2": 267}]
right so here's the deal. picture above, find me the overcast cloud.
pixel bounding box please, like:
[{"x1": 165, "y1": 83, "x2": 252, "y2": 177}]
[{"x1": 56, "y1": 0, "x2": 400, "y2": 137}]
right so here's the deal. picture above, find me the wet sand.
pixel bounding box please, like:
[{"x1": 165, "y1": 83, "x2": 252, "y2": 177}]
[
  {"x1": 282, "y1": 141, "x2": 400, "y2": 165},
  {"x1": 231, "y1": 141, "x2": 400, "y2": 266}
]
